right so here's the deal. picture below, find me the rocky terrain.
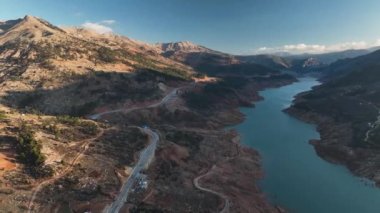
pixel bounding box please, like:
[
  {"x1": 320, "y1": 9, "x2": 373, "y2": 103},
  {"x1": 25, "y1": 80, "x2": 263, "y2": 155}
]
[
  {"x1": 287, "y1": 49, "x2": 380, "y2": 185},
  {"x1": 0, "y1": 15, "x2": 297, "y2": 212}
]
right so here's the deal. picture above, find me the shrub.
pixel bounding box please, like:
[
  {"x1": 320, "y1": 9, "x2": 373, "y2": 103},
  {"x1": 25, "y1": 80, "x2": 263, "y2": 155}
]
[
  {"x1": 17, "y1": 123, "x2": 45, "y2": 166},
  {"x1": 56, "y1": 115, "x2": 80, "y2": 125},
  {"x1": 0, "y1": 111, "x2": 6, "y2": 120},
  {"x1": 79, "y1": 121, "x2": 98, "y2": 135},
  {"x1": 97, "y1": 47, "x2": 118, "y2": 63}
]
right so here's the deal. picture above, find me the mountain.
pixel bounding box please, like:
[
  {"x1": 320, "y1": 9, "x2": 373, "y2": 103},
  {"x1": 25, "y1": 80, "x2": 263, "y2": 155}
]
[
  {"x1": 238, "y1": 54, "x2": 327, "y2": 72},
  {"x1": 157, "y1": 42, "x2": 374, "y2": 74},
  {"x1": 0, "y1": 15, "x2": 194, "y2": 76},
  {"x1": 236, "y1": 54, "x2": 292, "y2": 70},
  {"x1": 156, "y1": 41, "x2": 238, "y2": 67},
  {"x1": 155, "y1": 41, "x2": 380, "y2": 74},
  {"x1": 0, "y1": 15, "x2": 68, "y2": 44},
  {"x1": 238, "y1": 49, "x2": 380, "y2": 73},
  {"x1": 287, "y1": 49, "x2": 380, "y2": 185},
  {"x1": 287, "y1": 48, "x2": 377, "y2": 64},
  {"x1": 319, "y1": 49, "x2": 380, "y2": 80},
  {"x1": 0, "y1": 15, "x2": 296, "y2": 213},
  {"x1": 155, "y1": 41, "x2": 213, "y2": 54},
  {"x1": 157, "y1": 41, "x2": 283, "y2": 77},
  {"x1": 0, "y1": 15, "x2": 200, "y2": 115},
  {"x1": 0, "y1": 18, "x2": 23, "y2": 34}
]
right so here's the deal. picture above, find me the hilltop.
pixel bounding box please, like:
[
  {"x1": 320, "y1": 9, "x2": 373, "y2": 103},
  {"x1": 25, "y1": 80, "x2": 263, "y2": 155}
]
[{"x1": 0, "y1": 15, "x2": 194, "y2": 79}]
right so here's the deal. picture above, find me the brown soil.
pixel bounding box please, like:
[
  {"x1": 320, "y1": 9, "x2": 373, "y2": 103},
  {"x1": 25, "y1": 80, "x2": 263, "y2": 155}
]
[{"x1": 0, "y1": 153, "x2": 16, "y2": 171}]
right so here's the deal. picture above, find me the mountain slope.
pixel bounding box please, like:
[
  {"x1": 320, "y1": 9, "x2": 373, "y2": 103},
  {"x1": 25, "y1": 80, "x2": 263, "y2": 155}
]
[
  {"x1": 236, "y1": 54, "x2": 292, "y2": 70},
  {"x1": 0, "y1": 16, "x2": 197, "y2": 115},
  {"x1": 0, "y1": 16, "x2": 195, "y2": 81},
  {"x1": 0, "y1": 16, "x2": 295, "y2": 213},
  {"x1": 287, "y1": 49, "x2": 380, "y2": 185},
  {"x1": 287, "y1": 49, "x2": 374, "y2": 64},
  {"x1": 237, "y1": 48, "x2": 380, "y2": 73},
  {"x1": 157, "y1": 41, "x2": 282, "y2": 77},
  {"x1": 319, "y1": 49, "x2": 380, "y2": 80},
  {"x1": 238, "y1": 54, "x2": 325, "y2": 71},
  {"x1": 155, "y1": 41, "x2": 214, "y2": 54}
]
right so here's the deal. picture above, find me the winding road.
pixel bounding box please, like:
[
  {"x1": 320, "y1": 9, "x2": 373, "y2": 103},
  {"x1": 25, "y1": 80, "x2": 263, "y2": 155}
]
[
  {"x1": 104, "y1": 127, "x2": 159, "y2": 213},
  {"x1": 89, "y1": 88, "x2": 179, "y2": 120},
  {"x1": 89, "y1": 89, "x2": 180, "y2": 212},
  {"x1": 89, "y1": 89, "x2": 178, "y2": 212},
  {"x1": 27, "y1": 87, "x2": 179, "y2": 212},
  {"x1": 193, "y1": 165, "x2": 231, "y2": 213}
]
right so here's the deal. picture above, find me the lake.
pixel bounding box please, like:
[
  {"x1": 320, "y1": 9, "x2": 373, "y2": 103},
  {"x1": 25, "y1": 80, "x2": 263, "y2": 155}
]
[{"x1": 233, "y1": 77, "x2": 380, "y2": 213}]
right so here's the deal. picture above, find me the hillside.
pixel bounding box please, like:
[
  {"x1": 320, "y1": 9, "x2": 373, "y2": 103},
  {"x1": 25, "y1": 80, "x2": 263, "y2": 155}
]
[
  {"x1": 157, "y1": 41, "x2": 284, "y2": 78},
  {"x1": 287, "y1": 48, "x2": 375, "y2": 64},
  {"x1": 319, "y1": 49, "x2": 380, "y2": 80},
  {"x1": 287, "y1": 49, "x2": 380, "y2": 185},
  {"x1": 235, "y1": 48, "x2": 379, "y2": 73},
  {"x1": 236, "y1": 54, "x2": 292, "y2": 70},
  {"x1": 0, "y1": 16, "x2": 294, "y2": 213},
  {"x1": 0, "y1": 15, "x2": 195, "y2": 78},
  {"x1": 240, "y1": 54, "x2": 327, "y2": 72},
  {"x1": 0, "y1": 16, "x2": 199, "y2": 115}
]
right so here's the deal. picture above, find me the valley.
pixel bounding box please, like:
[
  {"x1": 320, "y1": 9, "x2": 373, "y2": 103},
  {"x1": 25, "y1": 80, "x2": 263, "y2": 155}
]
[
  {"x1": 287, "y1": 49, "x2": 380, "y2": 187},
  {"x1": 0, "y1": 15, "x2": 295, "y2": 212},
  {"x1": 233, "y1": 78, "x2": 380, "y2": 213},
  {"x1": 1, "y1": 12, "x2": 380, "y2": 213}
]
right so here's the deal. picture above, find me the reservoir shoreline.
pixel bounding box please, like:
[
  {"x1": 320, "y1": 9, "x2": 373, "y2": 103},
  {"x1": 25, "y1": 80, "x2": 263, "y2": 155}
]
[{"x1": 232, "y1": 77, "x2": 380, "y2": 213}]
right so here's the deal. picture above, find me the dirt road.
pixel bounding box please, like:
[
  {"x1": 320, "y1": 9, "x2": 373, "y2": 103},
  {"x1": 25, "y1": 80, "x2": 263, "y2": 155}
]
[{"x1": 193, "y1": 165, "x2": 231, "y2": 213}]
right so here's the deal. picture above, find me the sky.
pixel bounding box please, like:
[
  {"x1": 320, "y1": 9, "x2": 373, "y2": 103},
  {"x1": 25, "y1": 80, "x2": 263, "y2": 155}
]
[{"x1": 1, "y1": 0, "x2": 380, "y2": 55}]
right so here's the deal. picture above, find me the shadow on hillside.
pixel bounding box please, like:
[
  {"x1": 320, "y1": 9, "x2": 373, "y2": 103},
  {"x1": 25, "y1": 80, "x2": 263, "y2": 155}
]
[
  {"x1": 0, "y1": 135, "x2": 18, "y2": 165},
  {"x1": 2, "y1": 69, "x2": 185, "y2": 116},
  {"x1": 175, "y1": 52, "x2": 280, "y2": 77}
]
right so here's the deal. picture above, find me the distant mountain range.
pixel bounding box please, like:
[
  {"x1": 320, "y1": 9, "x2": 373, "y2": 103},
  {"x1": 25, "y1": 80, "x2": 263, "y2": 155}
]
[
  {"x1": 286, "y1": 48, "x2": 378, "y2": 64},
  {"x1": 155, "y1": 41, "x2": 280, "y2": 76},
  {"x1": 238, "y1": 48, "x2": 380, "y2": 72},
  {"x1": 154, "y1": 40, "x2": 380, "y2": 73}
]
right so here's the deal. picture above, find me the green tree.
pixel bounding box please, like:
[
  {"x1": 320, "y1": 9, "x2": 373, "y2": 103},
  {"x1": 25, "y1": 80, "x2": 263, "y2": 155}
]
[{"x1": 17, "y1": 123, "x2": 45, "y2": 166}]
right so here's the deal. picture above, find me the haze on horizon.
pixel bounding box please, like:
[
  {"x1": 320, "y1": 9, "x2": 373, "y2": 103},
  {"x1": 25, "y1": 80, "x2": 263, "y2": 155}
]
[{"x1": 1, "y1": 0, "x2": 380, "y2": 55}]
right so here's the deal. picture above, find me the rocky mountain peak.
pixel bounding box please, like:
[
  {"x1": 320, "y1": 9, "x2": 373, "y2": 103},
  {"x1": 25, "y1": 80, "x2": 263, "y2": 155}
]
[
  {"x1": 23, "y1": 15, "x2": 38, "y2": 22},
  {"x1": 157, "y1": 41, "x2": 211, "y2": 53},
  {"x1": 0, "y1": 15, "x2": 67, "y2": 45}
]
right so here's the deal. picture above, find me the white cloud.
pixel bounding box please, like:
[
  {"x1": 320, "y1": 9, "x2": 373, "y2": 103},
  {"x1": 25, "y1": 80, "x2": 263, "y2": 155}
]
[
  {"x1": 100, "y1": 20, "x2": 116, "y2": 25},
  {"x1": 255, "y1": 39, "x2": 380, "y2": 55},
  {"x1": 81, "y1": 22, "x2": 113, "y2": 34},
  {"x1": 375, "y1": 39, "x2": 380, "y2": 46}
]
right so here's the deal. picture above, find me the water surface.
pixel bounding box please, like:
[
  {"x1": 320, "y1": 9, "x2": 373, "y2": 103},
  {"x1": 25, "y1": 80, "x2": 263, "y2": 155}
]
[{"x1": 233, "y1": 77, "x2": 380, "y2": 213}]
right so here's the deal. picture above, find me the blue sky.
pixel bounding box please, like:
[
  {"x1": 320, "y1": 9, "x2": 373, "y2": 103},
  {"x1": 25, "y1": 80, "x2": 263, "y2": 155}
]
[{"x1": 1, "y1": 0, "x2": 380, "y2": 54}]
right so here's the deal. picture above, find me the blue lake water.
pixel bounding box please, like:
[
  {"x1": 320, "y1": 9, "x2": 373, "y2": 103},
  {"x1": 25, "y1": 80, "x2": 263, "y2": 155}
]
[{"x1": 233, "y1": 77, "x2": 380, "y2": 213}]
